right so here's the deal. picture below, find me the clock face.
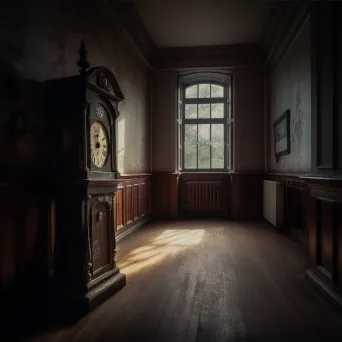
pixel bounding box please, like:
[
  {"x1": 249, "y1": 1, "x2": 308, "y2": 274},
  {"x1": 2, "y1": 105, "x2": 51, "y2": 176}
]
[{"x1": 90, "y1": 121, "x2": 109, "y2": 168}]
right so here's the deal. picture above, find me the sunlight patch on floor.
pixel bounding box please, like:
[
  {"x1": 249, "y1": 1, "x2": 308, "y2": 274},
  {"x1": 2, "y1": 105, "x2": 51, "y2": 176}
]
[{"x1": 119, "y1": 229, "x2": 204, "y2": 276}]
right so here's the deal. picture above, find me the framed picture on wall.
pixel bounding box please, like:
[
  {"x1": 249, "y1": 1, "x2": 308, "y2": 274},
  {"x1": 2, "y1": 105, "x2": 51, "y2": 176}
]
[{"x1": 273, "y1": 109, "x2": 290, "y2": 162}]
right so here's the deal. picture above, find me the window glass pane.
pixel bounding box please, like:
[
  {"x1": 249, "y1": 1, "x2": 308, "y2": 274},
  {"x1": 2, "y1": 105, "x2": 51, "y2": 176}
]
[
  {"x1": 184, "y1": 124, "x2": 197, "y2": 169},
  {"x1": 198, "y1": 104, "x2": 210, "y2": 118},
  {"x1": 211, "y1": 84, "x2": 224, "y2": 98},
  {"x1": 211, "y1": 124, "x2": 224, "y2": 168},
  {"x1": 211, "y1": 103, "x2": 224, "y2": 118},
  {"x1": 199, "y1": 83, "x2": 210, "y2": 98},
  {"x1": 185, "y1": 104, "x2": 197, "y2": 118},
  {"x1": 185, "y1": 85, "x2": 198, "y2": 98},
  {"x1": 198, "y1": 124, "x2": 210, "y2": 168}
]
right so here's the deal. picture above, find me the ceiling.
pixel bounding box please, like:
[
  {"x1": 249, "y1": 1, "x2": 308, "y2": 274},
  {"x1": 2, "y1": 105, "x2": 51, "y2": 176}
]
[{"x1": 118, "y1": 0, "x2": 272, "y2": 48}]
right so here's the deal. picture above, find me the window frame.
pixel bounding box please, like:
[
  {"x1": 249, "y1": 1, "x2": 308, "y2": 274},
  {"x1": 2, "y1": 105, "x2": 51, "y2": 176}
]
[{"x1": 177, "y1": 72, "x2": 233, "y2": 172}]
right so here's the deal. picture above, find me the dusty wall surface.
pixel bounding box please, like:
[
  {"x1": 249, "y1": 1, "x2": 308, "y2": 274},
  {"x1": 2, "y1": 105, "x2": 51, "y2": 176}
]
[
  {"x1": 269, "y1": 18, "x2": 311, "y2": 172},
  {"x1": 0, "y1": 0, "x2": 151, "y2": 174},
  {"x1": 233, "y1": 66, "x2": 265, "y2": 172},
  {"x1": 151, "y1": 71, "x2": 178, "y2": 172}
]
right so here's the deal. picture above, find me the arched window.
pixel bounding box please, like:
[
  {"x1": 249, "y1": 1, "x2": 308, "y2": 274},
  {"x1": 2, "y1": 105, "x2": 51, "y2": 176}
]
[{"x1": 178, "y1": 72, "x2": 232, "y2": 171}]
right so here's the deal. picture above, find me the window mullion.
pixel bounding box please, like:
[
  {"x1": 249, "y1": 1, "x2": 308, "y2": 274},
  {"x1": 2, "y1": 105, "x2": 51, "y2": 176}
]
[
  {"x1": 196, "y1": 94, "x2": 199, "y2": 169},
  {"x1": 178, "y1": 118, "x2": 183, "y2": 170},
  {"x1": 179, "y1": 80, "x2": 184, "y2": 170},
  {"x1": 184, "y1": 98, "x2": 225, "y2": 105},
  {"x1": 226, "y1": 122, "x2": 231, "y2": 170},
  {"x1": 182, "y1": 104, "x2": 185, "y2": 170},
  {"x1": 209, "y1": 122, "x2": 213, "y2": 169},
  {"x1": 181, "y1": 81, "x2": 187, "y2": 170},
  {"x1": 184, "y1": 118, "x2": 224, "y2": 124},
  {"x1": 225, "y1": 124, "x2": 228, "y2": 170}
]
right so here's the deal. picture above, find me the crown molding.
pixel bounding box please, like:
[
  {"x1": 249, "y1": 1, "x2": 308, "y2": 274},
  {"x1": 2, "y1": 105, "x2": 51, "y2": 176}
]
[
  {"x1": 113, "y1": 3, "x2": 271, "y2": 70},
  {"x1": 102, "y1": 0, "x2": 156, "y2": 69},
  {"x1": 117, "y1": 3, "x2": 157, "y2": 65},
  {"x1": 261, "y1": 1, "x2": 311, "y2": 70}
]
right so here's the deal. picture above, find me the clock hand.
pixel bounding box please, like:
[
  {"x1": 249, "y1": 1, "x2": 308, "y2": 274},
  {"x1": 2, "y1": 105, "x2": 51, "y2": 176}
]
[{"x1": 94, "y1": 133, "x2": 101, "y2": 148}]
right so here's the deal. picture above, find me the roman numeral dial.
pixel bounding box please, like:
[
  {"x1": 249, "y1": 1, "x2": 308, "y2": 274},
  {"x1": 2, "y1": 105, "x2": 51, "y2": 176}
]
[{"x1": 90, "y1": 121, "x2": 109, "y2": 168}]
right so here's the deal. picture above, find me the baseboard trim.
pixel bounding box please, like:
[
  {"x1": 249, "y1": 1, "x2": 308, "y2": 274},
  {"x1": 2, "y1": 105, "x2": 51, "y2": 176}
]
[
  {"x1": 305, "y1": 268, "x2": 342, "y2": 314},
  {"x1": 117, "y1": 216, "x2": 150, "y2": 244}
]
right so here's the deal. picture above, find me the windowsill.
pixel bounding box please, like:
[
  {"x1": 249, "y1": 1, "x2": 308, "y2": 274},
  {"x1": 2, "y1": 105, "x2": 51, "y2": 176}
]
[
  {"x1": 177, "y1": 170, "x2": 233, "y2": 174},
  {"x1": 178, "y1": 170, "x2": 266, "y2": 175}
]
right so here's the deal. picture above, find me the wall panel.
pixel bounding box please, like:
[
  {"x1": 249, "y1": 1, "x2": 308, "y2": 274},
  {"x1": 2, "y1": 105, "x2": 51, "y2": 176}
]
[
  {"x1": 0, "y1": 183, "x2": 49, "y2": 336},
  {"x1": 151, "y1": 172, "x2": 264, "y2": 220},
  {"x1": 114, "y1": 174, "x2": 151, "y2": 240},
  {"x1": 151, "y1": 173, "x2": 180, "y2": 219},
  {"x1": 269, "y1": 173, "x2": 342, "y2": 309},
  {"x1": 133, "y1": 184, "x2": 139, "y2": 220},
  {"x1": 114, "y1": 187, "x2": 124, "y2": 230},
  {"x1": 230, "y1": 172, "x2": 265, "y2": 219}
]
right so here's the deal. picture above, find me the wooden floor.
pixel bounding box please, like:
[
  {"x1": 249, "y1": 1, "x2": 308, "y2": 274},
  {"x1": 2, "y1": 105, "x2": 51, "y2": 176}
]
[{"x1": 31, "y1": 220, "x2": 342, "y2": 342}]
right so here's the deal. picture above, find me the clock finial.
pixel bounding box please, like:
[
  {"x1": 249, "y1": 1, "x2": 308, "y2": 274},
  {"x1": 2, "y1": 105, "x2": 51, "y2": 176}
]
[{"x1": 77, "y1": 39, "x2": 90, "y2": 75}]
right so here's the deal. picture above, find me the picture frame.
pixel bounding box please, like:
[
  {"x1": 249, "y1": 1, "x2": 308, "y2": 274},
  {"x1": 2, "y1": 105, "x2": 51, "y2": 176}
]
[{"x1": 273, "y1": 109, "x2": 290, "y2": 162}]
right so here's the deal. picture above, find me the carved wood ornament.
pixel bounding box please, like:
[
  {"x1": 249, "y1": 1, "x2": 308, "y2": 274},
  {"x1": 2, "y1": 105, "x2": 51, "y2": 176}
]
[{"x1": 45, "y1": 40, "x2": 126, "y2": 317}]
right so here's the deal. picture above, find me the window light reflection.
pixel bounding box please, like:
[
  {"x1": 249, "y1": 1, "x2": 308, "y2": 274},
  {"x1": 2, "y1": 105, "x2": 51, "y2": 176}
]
[{"x1": 119, "y1": 229, "x2": 204, "y2": 276}]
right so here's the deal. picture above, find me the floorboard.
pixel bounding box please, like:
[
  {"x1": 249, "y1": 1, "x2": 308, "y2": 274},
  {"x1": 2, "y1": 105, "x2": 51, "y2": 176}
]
[{"x1": 29, "y1": 220, "x2": 342, "y2": 342}]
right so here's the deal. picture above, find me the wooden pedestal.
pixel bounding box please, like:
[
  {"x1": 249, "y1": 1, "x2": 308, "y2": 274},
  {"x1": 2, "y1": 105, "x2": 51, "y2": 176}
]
[
  {"x1": 53, "y1": 180, "x2": 126, "y2": 320},
  {"x1": 53, "y1": 267, "x2": 126, "y2": 320}
]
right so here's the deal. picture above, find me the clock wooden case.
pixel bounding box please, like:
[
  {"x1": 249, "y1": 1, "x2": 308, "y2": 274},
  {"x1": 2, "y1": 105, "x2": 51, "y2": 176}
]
[
  {"x1": 45, "y1": 66, "x2": 122, "y2": 179},
  {"x1": 45, "y1": 42, "x2": 126, "y2": 317}
]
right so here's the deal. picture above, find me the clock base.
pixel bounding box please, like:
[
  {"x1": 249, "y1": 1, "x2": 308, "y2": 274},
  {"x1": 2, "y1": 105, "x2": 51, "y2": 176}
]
[
  {"x1": 84, "y1": 267, "x2": 126, "y2": 313},
  {"x1": 54, "y1": 268, "x2": 126, "y2": 322}
]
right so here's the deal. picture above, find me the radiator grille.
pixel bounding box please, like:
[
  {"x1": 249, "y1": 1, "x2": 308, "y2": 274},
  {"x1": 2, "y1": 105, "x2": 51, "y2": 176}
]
[{"x1": 181, "y1": 180, "x2": 224, "y2": 212}]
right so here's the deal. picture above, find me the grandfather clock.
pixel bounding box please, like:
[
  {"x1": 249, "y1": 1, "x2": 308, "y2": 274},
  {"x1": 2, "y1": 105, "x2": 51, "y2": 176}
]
[{"x1": 45, "y1": 41, "x2": 126, "y2": 316}]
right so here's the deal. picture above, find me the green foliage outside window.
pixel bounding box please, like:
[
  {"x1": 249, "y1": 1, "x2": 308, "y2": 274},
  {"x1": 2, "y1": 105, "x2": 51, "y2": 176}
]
[{"x1": 182, "y1": 83, "x2": 227, "y2": 170}]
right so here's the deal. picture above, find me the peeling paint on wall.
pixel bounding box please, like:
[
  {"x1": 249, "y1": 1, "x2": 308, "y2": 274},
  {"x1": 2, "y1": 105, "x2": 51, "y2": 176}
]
[{"x1": 270, "y1": 18, "x2": 311, "y2": 172}]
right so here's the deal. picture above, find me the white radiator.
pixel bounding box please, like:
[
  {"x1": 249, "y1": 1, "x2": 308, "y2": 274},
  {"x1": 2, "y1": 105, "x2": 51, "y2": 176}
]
[{"x1": 263, "y1": 180, "x2": 284, "y2": 229}]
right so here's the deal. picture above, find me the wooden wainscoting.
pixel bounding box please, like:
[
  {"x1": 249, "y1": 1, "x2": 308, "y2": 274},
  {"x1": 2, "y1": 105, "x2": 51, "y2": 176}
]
[
  {"x1": 230, "y1": 172, "x2": 265, "y2": 219},
  {"x1": 151, "y1": 172, "x2": 265, "y2": 219},
  {"x1": 151, "y1": 172, "x2": 180, "y2": 219},
  {"x1": 269, "y1": 173, "x2": 310, "y2": 233},
  {"x1": 304, "y1": 177, "x2": 342, "y2": 310},
  {"x1": 0, "y1": 182, "x2": 51, "y2": 336},
  {"x1": 179, "y1": 173, "x2": 230, "y2": 217},
  {"x1": 114, "y1": 174, "x2": 151, "y2": 242},
  {"x1": 268, "y1": 173, "x2": 342, "y2": 310}
]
